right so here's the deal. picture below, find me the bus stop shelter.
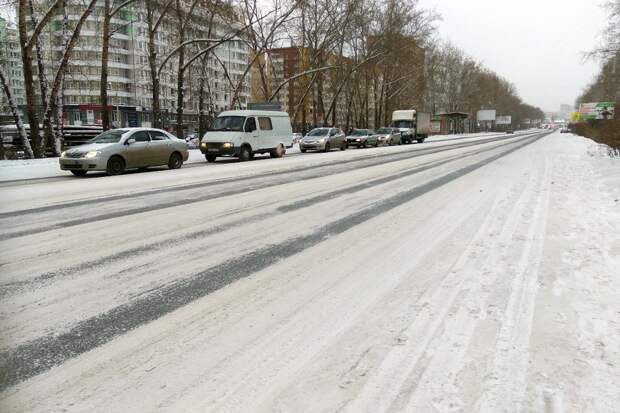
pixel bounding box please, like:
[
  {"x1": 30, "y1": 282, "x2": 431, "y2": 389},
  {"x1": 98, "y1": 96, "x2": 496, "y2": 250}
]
[{"x1": 432, "y1": 112, "x2": 470, "y2": 134}]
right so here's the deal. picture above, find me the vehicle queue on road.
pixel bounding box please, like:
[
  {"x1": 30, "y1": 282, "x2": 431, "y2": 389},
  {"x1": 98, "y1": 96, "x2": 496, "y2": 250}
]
[{"x1": 58, "y1": 109, "x2": 431, "y2": 176}]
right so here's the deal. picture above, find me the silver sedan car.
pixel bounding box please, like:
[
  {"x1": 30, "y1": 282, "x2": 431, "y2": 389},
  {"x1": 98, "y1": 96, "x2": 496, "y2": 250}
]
[
  {"x1": 299, "y1": 127, "x2": 346, "y2": 152},
  {"x1": 374, "y1": 127, "x2": 402, "y2": 145},
  {"x1": 59, "y1": 128, "x2": 189, "y2": 176}
]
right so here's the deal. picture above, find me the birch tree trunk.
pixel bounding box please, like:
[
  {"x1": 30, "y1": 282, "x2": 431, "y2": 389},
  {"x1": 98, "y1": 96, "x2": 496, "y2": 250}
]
[{"x1": 0, "y1": 68, "x2": 34, "y2": 159}]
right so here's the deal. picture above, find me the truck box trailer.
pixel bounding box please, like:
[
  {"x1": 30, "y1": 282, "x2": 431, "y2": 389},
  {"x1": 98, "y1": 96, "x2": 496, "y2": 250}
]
[{"x1": 391, "y1": 110, "x2": 431, "y2": 143}]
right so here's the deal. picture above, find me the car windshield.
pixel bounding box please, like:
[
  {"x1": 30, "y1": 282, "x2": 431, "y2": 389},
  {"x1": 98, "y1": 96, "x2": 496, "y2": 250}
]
[
  {"x1": 89, "y1": 129, "x2": 127, "y2": 143},
  {"x1": 393, "y1": 120, "x2": 413, "y2": 128},
  {"x1": 376, "y1": 128, "x2": 391, "y2": 134},
  {"x1": 350, "y1": 130, "x2": 368, "y2": 136},
  {"x1": 208, "y1": 116, "x2": 246, "y2": 132},
  {"x1": 308, "y1": 128, "x2": 329, "y2": 136}
]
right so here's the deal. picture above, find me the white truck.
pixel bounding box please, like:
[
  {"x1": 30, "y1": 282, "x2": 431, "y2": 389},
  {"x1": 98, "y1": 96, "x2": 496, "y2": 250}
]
[{"x1": 391, "y1": 110, "x2": 431, "y2": 144}]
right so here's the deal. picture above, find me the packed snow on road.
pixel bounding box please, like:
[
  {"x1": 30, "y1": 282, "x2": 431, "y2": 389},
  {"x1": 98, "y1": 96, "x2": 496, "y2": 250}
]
[{"x1": 0, "y1": 131, "x2": 618, "y2": 412}]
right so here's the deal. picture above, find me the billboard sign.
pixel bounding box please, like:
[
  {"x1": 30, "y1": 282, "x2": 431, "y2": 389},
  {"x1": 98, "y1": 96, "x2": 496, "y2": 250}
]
[
  {"x1": 477, "y1": 109, "x2": 496, "y2": 122},
  {"x1": 579, "y1": 102, "x2": 615, "y2": 120},
  {"x1": 496, "y1": 115, "x2": 512, "y2": 125}
]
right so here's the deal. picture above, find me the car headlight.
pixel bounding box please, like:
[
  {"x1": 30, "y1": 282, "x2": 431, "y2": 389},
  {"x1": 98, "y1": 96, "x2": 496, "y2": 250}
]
[
  {"x1": 84, "y1": 151, "x2": 100, "y2": 159},
  {"x1": 60, "y1": 151, "x2": 66, "y2": 157},
  {"x1": 356, "y1": 138, "x2": 361, "y2": 142},
  {"x1": 222, "y1": 142, "x2": 233, "y2": 148},
  {"x1": 319, "y1": 138, "x2": 326, "y2": 143}
]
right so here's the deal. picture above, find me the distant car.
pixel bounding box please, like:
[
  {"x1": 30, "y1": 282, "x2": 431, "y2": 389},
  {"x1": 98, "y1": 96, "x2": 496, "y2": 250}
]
[
  {"x1": 59, "y1": 128, "x2": 189, "y2": 176},
  {"x1": 346, "y1": 129, "x2": 378, "y2": 148},
  {"x1": 185, "y1": 133, "x2": 200, "y2": 149},
  {"x1": 300, "y1": 127, "x2": 346, "y2": 152},
  {"x1": 560, "y1": 127, "x2": 570, "y2": 133},
  {"x1": 374, "y1": 127, "x2": 401, "y2": 145},
  {"x1": 292, "y1": 132, "x2": 303, "y2": 144},
  {"x1": 505, "y1": 129, "x2": 514, "y2": 134}
]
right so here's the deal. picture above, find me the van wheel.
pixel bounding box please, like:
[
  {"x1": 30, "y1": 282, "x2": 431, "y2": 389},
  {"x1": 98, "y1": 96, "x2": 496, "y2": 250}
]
[
  {"x1": 106, "y1": 156, "x2": 125, "y2": 176},
  {"x1": 270, "y1": 144, "x2": 285, "y2": 158},
  {"x1": 168, "y1": 152, "x2": 183, "y2": 169},
  {"x1": 323, "y1": 142, "x2": 331, "y2": 152},
  {"x1": 205, "y1": 154, "x2": 217, "y2": 162},
  {"x1": 239, "y1": 145, "x2": 252, "y2": 161}
]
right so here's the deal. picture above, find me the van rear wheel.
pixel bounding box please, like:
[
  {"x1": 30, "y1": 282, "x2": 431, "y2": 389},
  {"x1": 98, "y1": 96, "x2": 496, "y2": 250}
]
[{"x1": 270, "y1": 144, "x2": 285, "y2": 158}]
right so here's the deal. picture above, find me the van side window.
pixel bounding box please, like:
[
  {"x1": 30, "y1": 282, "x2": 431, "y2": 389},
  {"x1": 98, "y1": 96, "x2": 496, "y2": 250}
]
[
  {"x1": 258, "y1": 117, "x2": 273, "y2": 130},
  {"x1": 245, "y1": 117, "x2": 257, "y2": 132}
]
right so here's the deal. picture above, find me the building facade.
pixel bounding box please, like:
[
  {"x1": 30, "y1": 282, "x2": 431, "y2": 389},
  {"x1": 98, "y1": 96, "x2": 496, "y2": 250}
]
[
  {"x1": 28, "y1": 1, "x2": 251, "y2": 133},
  {"x1": 0, "y1": 17, "x2": 26, "y2": 113}
]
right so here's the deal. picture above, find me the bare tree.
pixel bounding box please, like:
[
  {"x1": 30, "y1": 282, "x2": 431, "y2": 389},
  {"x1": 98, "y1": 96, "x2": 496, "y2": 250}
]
[{"x1": 0, "y1": 68, "x2": 33, "y2": 158}]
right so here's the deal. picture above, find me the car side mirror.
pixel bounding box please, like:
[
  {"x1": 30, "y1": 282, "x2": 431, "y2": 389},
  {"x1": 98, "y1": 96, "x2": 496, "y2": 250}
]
[{"x1": 126, "y1": 138, "x2": 136, "y2": 145}]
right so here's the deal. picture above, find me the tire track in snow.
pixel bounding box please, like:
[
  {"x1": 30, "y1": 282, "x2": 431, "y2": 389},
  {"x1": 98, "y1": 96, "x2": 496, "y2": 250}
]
[
  {"x1": 340, "y1": 161, "x2": 541, "y2": 413},
  {"x1": 476, "y1": 157, "x2": 551, "y2": 412},
  {"x1": 0, "y1": 132, "x2": 547, "y2": 391}
]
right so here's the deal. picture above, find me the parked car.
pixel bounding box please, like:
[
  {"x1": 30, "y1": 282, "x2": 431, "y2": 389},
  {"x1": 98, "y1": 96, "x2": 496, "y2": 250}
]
[
  {"x1": 346, "y1": 129, "x2": 378, "y2": 148},
  {"x1": 560, "y1": 127, "x2": 570, "y2": 133},
  {"x1": 300, "y1": 127, "x2": 346, "y2": 152},
  {"x1": 505, "y1": 129, "x2": 514, "y2": 134},
  {"x1": 200, "y1": 110, "x2": 293, "y2": 162},
  {"x1": 374, "y1": 127, "x2": 402, "y2": 145},
  {"x1": 59, "y1": 128, "x2": 189, "y2": 176}
]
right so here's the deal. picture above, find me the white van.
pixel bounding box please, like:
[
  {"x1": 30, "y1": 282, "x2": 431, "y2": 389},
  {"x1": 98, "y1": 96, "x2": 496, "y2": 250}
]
[{"x1": 200, "y1": 110, "x2": 293, "y2": 162}]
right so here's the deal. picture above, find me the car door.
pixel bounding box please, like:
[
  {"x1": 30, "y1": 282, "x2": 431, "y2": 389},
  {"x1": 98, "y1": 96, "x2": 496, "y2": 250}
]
[
  {"x1": 125, "y1": 130, "x2": 151, "y2": 168},
  {"x1": 336, "y1": 129, "x2": 345, "y2": 146},
  {"x1": 244, "y1": 117, "x2": 259, "y2": 149},
  {"x1": 148, "y1": 130, "x2": 171, "y2": 165},
  {"x1": 257, "y1": 116, "x2": 274, "y2": 150}
]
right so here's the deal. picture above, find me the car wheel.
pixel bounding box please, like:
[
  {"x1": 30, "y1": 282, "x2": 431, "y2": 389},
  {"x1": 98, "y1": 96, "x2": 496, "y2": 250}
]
[
  {"x1": 205, "y1": 154, "x2": 217, "y2": 162},
  {"x1": 300, "y1": 148, "x2": 307, "y2": 153},
  {"x1": 417, "y1": 138, "x2": 425, "y2": 143},
  {"x1": 239, "y1": 145, "x2": 252, "y2": 161},
  {"x1": 340, "y1": 142, "x2": 346, "y2": 151},
  {"x1": 361, "y1": 141, "x2": 366, "y2": 148},
  {"x1": 323, "y1": 142, "x2": 331, "y2": 152},
  {"x1": 168, "y1": 152, "x2": 183, "y2": 169},
  {"x1": 71, "y1": 170, "x2": 87, "y2": 176},
  {"x1": 106, "y1": 156, "x2": 125, "y2": 176}
]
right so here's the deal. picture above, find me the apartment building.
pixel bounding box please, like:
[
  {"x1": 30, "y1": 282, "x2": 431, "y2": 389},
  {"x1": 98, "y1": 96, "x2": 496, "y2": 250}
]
[
  {"x1": 31, "y1": 1, "x2": 251, "y2": 132},
  {"x1": 0, "y1": 17, "x2": 26, "y2": 113}
]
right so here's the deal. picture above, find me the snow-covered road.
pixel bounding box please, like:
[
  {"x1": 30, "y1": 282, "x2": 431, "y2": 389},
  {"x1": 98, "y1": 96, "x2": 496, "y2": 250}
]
[{"x1": 0, "y1": 131, "x2": 618, "y2": 412}]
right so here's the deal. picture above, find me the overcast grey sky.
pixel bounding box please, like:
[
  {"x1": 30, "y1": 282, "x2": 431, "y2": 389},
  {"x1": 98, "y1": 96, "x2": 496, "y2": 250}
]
[{"x1": 419, "y1": 0, "x2": 609, "y2": 112}]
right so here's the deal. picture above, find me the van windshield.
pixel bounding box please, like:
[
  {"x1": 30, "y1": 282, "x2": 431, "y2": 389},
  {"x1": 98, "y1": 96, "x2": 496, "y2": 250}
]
[
  {"x1": 392, "y1": 120, "x2": 413, "y2": 128},
  {"x1": 209, "y1": 116, "x2": 246, "y2": 132}
]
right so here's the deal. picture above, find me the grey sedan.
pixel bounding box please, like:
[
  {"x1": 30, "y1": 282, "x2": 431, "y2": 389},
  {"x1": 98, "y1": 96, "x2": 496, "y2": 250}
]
[
  {"x1": 59, "y1": 128, "x2": 189, "y2": 176},
  {"x1": 346, "y1": 129, "x2": 378, "y2": 148},
  {"x1": 300, "y1": 128, "x2": 346, "y2": 152},
  {"x1": 374, "y1": 127, "x2": 402, "y2": 145}
]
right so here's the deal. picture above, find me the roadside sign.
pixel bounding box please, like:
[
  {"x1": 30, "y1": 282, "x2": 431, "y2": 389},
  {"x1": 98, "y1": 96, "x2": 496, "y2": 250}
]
[{"x1": 579, "y1": 102, "x2": 615, "y2": 120}]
